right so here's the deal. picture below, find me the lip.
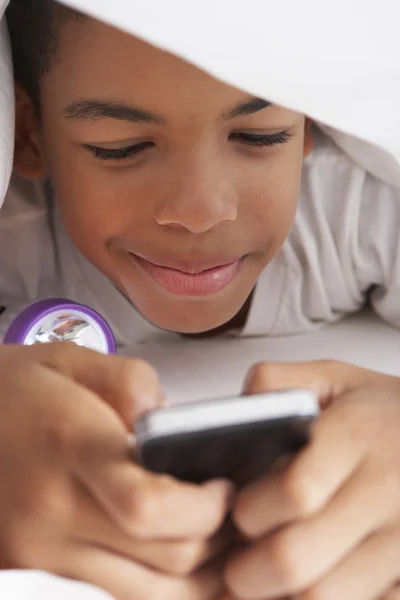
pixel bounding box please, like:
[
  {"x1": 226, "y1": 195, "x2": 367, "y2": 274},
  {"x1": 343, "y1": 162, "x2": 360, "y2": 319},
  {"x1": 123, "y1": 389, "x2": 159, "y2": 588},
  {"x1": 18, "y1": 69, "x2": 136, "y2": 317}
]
[{"x1": 131, "y1": 253, "x2": 244, "y2": 296}]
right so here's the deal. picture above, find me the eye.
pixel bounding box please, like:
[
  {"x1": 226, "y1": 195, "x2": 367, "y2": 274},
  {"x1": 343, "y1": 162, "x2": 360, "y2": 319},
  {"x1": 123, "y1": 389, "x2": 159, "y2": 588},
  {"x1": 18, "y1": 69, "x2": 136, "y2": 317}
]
[
  {"x1": 84, "y1": 141, "x2": 154, "y2": 161},
  {"x1": 230, "y1": 130, "x2": 293, "y2": 147}
]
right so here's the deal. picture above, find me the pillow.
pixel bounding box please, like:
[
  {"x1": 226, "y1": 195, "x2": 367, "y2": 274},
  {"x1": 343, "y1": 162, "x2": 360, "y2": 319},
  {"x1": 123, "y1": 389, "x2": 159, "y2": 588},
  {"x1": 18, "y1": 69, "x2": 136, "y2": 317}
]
[{"x1": 0, "y1": 0, "x2": 14, "y2": 210}]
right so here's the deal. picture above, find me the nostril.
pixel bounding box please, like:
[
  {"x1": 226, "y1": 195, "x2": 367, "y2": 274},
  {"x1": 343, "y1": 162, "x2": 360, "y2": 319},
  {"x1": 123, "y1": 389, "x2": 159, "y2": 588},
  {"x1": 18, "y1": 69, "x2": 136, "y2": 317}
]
[{"x1": 155, "y1": 205, "x2": 238, "y2": 234}]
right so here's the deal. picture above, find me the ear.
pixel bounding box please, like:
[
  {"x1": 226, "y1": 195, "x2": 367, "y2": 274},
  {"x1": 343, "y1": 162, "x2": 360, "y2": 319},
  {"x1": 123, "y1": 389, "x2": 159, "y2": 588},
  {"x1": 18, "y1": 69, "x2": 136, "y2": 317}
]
[
  {"x1": 303, "y1": 117, "x2": 314, "y2": 157},
  {"x1": 13, "y1": 83, "x2": 47, "y2": 181}
]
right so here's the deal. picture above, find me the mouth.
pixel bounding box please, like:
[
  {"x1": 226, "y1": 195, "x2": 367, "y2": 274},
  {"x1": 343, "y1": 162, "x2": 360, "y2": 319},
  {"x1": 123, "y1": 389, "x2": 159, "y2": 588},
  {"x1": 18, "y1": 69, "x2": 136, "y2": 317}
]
[{"x1": 130, "y1": 253, "x2": 244, "y2": 296}]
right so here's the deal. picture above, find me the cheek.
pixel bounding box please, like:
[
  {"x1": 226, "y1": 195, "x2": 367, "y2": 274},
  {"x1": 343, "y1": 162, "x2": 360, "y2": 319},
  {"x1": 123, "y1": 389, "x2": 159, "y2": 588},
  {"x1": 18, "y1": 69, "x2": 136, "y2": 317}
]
[
  {"x1": 44, "y1": 141, "x2": 155, "y2": 258},
  {"x1": 240, "y1": 145, "x2": 303, "y2": 251},
  {"x1": 42, "y1": 120, "x2": 304, "y2": 270}
]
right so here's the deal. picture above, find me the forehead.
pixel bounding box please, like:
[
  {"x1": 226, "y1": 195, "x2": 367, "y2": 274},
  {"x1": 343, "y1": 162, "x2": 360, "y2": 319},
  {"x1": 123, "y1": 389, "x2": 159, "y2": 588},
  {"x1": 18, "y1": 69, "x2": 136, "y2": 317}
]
[
  {"x1": 42, "y1": 16, "x2": 298, "y2": 126},
  {"x1": 46, "y1": 18, "x2": 232, "y2": 106}
]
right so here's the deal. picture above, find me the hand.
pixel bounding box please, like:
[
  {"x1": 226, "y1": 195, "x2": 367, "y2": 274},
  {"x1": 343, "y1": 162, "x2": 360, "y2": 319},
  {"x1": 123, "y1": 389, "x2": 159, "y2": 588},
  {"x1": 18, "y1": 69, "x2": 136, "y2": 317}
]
[
  {"x1": 0, "y1": 343, "x2": 234, "y2": 600},
  {"x1": 222, "y1": 360, "x2": 400, "y2": 600}
]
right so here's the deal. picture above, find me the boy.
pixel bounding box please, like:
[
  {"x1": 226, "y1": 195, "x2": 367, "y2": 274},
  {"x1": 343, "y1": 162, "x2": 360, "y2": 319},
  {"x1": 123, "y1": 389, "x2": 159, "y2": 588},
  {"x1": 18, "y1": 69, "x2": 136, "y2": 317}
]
[{"x1": 1, "y1": 1, "x2": 400, "y2": 599}]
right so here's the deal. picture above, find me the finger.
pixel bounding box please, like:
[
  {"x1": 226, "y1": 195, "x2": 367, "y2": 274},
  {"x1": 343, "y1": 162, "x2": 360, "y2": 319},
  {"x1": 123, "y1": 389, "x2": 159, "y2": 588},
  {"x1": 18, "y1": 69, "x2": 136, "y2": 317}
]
[
  {"x1": 36, "y1": 344, "x2": 165, "y2": 427},
  {"x1": 64, "y1": 545, "x2": 225, "y2": 600},
  {"x1": 2, "y1": 358, "x2": 231, "y2": 547},
  {"x1": 380, "y1": 589, "x2": 400, "y2": 600},
  {"x1": 227, "y1": 464, "x2": 396, "y2": 599},
  {"x1": 78, "y1": 449, "x2": 235, "y2": 539},
  {"x1": 73, "y1": 488, "x2": 235, "y2": 575},
  {"x1": 296, "y1": 526, "x2": 400, "y2": 600},
  {"x1": 124, "y1": 521, "x2": 234, "y2": 575},
  {"x1": 57, "y1": 372, "x2": 233, "y2": 541},
  {"x1": 243, "y1": 360, "x2": 396, "y2": 407},
  {"x1": 234, "y1": 397, "x2": 365, "y2": 537},
  {"x1": 0, "y1": 357, "x2": 129, "y2": 465}
]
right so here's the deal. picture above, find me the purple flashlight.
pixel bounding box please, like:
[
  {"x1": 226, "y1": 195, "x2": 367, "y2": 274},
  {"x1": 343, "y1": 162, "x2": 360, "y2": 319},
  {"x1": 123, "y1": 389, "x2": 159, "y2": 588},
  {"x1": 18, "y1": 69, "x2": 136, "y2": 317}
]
[{"x1": 3, "y1": 299, "x2": 116, "y2": 354}]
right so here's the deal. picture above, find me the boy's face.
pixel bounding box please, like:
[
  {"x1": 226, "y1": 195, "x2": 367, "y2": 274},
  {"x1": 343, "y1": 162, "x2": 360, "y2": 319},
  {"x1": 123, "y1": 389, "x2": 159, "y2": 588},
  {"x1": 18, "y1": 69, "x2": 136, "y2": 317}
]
[{"x1": 17, "y1": 18, "x2": 313, "y2": 333}]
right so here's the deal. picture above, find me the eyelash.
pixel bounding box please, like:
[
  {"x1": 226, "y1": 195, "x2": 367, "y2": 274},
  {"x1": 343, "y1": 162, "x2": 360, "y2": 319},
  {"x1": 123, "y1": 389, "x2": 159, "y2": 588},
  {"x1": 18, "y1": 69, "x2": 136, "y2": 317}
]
[
  {"x1": 230, "y1": 130, "x2": 293, "y2": 147},
  {"x1": 85, "y1": 130, "x2": 293, "y2": 162},
  {"x1": 85, "y1": 141, "x2": 154, "y2": 161}
]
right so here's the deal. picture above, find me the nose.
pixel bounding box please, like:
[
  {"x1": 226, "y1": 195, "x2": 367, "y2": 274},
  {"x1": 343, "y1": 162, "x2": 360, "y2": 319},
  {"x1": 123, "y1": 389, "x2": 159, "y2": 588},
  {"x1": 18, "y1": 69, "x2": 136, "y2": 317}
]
[{"x1": 154, "y1": 161, "x2": 238, "y2": 234}]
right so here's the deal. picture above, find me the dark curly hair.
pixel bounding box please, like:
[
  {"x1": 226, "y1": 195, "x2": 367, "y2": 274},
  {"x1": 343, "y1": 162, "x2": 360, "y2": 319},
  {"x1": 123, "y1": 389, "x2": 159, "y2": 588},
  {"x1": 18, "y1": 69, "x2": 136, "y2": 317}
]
[{"x1": 6, "y1": 0, "x2": 83, "y2": 111}]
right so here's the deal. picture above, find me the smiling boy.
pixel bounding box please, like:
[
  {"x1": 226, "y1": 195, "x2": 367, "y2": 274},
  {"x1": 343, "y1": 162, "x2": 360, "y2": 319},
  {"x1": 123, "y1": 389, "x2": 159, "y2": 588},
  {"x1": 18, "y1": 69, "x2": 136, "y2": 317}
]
[
  {"x1": 4, "y1": 2, "x2": 315, "y2": 340},
  {"x1": 5, "y1": 2, "x2": 400, "y2": 344},
  {"x1": 6, "y1": 0, "x2": 396, "y2": 345},
  {"x1": 1, "y1": 1, "x2": 400, "y2": 599}
]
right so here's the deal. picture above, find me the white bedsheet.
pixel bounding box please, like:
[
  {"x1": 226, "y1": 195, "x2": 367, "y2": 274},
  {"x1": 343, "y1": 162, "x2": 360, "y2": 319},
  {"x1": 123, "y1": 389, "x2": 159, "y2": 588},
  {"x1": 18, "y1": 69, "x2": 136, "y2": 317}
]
[
  {"x1": 122, "y1": 309, "x2": 400, "y2": 404},
  {"x1": 0, "y1": 571, "x2": 112, "y2": 600},
  {"x1": 1, "y1": 310, "x2": 399, "y2": 598}
]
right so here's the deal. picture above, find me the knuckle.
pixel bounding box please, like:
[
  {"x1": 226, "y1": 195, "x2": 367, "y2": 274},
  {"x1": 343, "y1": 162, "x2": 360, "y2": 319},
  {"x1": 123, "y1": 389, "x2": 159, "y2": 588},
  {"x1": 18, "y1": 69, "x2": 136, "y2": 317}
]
[
  {"x1": 39, "y1": 412, "x2": 77, "y2": 458},
  {"x1": 270, "y1": 530, "x2": 309, "y2": 592},
  {"x1": 168, "y1": 541, "x2": 204, "y2": 576},
  {"x1": 299, "y1": 582, "x2": 335, "y2": 600},
  {"x1": 246, "y1": 362, "x2": 282, "y2": 392},
  {"x1": 313, "y1": 358, "x2": 352, "y2": 384},
  {"x1": 149, "y1": 577, "x2": 182, "y2": 600},
  {"x1": 280, "y1": 465, "x2": 323, "y2": 518},
  {"x1": 116, "y1": 358, "x2": 160, "y2": 397},
  {"x1": 119, "y1": 477, "x2": 166, "y2": 537},
  {"x1": 127, "y1": 359, "x2": 158, "y2": 384},
  {"x1": 130, "y1": 357, "x2": 158, "y2": 378},
  {"x1": 111, "y1": 359, "x2": 138, "y2": 394},
  {"x1": 117, "y1": 358, "x2": 157, "y2": 390},
  {"x1": 378, "y1": 466, "x2": 400, "y2": 502}
]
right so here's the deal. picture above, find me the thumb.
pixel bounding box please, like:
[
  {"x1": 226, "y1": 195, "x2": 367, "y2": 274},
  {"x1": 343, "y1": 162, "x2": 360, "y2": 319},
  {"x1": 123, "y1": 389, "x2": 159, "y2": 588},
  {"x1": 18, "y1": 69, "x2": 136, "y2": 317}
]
[
  {"x1": 242, "y1": 360, "x2": 391, "y2": 408},
  {"x1": 31, "y1": 344, "x2": 165, "y2": 429}
]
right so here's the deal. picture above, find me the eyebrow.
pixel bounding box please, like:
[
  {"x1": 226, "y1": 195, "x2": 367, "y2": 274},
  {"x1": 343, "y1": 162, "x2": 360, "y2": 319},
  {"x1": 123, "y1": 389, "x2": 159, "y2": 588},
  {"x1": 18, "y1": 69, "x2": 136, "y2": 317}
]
[
  {"x1": 64, "y1": 99, "x2": 165, "y2": 125},
  {"x1": 223, "y1": 97, "x2": 272, "y2": 120},
  {"x1": 63, "y1": 96, "x2": 271, "y2": 125}
]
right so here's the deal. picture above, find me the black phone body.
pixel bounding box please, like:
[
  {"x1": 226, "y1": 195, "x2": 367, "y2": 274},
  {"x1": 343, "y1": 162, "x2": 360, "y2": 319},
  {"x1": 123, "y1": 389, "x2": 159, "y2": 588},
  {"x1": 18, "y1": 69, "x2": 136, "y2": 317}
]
[{"x1": 136, "y1": 390, "x2": 319, "y2": 486}]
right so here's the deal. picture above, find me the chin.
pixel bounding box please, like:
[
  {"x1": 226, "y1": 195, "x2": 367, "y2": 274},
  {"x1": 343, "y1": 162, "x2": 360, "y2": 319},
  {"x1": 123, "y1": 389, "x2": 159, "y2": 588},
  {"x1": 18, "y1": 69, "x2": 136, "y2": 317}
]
[
  {"x1": 147, "y1": 312, "x2": 228, "y2": 334},
  {"x1": 143, "y1": 302, "x2": 242, "y2": 335},
  {"x1": 116, "y1": 274, "x2": 252, "y2": 334}
]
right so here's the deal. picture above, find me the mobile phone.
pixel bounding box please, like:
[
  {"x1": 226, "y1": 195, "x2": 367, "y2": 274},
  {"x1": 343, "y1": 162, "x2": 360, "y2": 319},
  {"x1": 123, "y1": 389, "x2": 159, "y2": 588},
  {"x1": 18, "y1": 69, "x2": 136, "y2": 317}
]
[{"x1": 136, "y1": 389, "x2": 319, "y2": 486}]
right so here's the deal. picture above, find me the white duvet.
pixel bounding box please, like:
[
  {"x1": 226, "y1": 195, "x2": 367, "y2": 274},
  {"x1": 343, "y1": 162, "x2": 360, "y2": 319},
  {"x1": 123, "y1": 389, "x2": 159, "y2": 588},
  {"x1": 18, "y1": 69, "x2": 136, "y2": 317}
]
[{"x1": 0, "y1": 0, "x2": 399, "y2": 597}]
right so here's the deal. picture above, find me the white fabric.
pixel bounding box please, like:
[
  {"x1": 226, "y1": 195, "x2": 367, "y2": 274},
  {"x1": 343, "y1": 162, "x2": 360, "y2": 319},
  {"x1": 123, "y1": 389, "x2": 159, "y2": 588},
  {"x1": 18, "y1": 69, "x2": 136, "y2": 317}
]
[
  {"x1": 0, "y1": 571, "x2": 112, "y2": 600},
  {"x1": 58, "y1": 0, "x2": 400, "y2": 187},
  {"x1": 124, "y1": 309, "x2": 400, "y2": 405},
  {"x1": 0, "y1": 0, "x2": 399, "y2": 208},
  {"x1": 0, "y1": 131, "x2": 399, "y2": 347}
]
